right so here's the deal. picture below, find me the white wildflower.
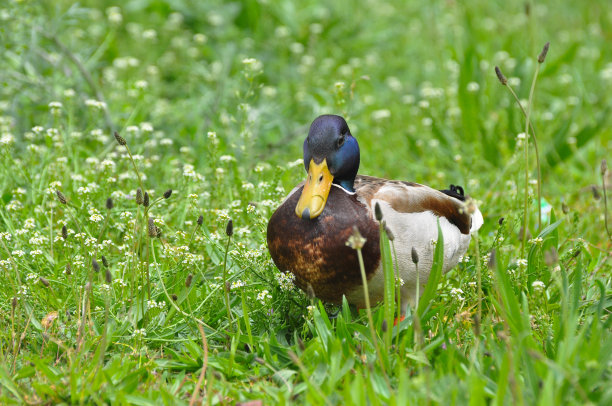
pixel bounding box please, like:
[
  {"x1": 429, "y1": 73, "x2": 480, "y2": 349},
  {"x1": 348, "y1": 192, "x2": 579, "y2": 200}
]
[
  {"x1": 450, "y1": 287, "x2": 464, "y2": 301},
  {"x1": 532, "y1": 280, "x2": 545, "y2": 292}
]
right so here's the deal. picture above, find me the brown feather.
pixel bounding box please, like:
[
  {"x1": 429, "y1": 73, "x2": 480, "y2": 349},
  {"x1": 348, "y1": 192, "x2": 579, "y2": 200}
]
[
  {"x1": 355, "y1": 175, "x2": 472, "y2": 234},
  {"x1": 267, "y1": 185, "x2": 381, "y2": 303}
]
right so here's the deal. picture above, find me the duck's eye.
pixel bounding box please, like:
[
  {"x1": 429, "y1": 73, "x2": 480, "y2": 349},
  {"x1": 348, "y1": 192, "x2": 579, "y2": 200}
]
[{"x1": 337, "y1": 135, "x2": 345, "y2": 148}]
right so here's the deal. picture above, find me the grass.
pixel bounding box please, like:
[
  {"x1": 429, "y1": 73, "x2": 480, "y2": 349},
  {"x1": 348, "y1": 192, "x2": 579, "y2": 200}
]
[{"x1": 0, "y1": 0, "x2": 611, "y2": 404}]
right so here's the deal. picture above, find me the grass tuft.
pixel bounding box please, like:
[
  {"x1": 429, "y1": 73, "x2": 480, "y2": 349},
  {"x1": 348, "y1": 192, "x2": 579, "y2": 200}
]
[{"x1": 0, "y1": 1, "x2": 608, "y2": 403}]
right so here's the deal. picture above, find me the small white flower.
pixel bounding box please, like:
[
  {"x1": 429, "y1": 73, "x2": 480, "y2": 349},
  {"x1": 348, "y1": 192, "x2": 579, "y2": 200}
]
[
  {"x1": 276, "y1": 272, "x2": 296, "y2": 291},
  {"x1": 516, "y1": 258, "x2": 528, "y2": 268},
  {"x1": 89, "y1": 214, "x2": 104, "y2": 223},
  {"x1": 257, "y1": 289, "x2": 272, "y2": 305},
  {"x1": 508, "y1": 77, "x2": 521, "y2": 86},
  {"x1": 85, "y1": 99, "x2": 107, "y2": 110},
  {"x1": 193, "y1": 33, "x2": 207, "y2": 44},
  {"x1": 106, "y1": 6, "x2": 122, "y2": 24},
  {"x1": 532, "y1": 280, "x2": 545, "y2": 292},
  {"x1": 371, "y1": 109, "x2": 391, "y2": 121},
  {"x1": 1, "y1": 133, "x2": 15, "y2": 146},
  {"x1": 48, "y1": 101, "x2": 63, "y2": 115},
  {"x1": 132, "y1": 328, "x2": 147, "y2": 338},
  {"x1": 450, "y1": 287, "x2": 464, "y2": 301},
  {"x1": 418, "y1": 100, "x2": 430, "y2": 109},
  {"x1": 230, "y1": 280, "x2": 246, "y2": 290},
  {"x1": 466, "y1": 82, "x2": 480, "y2": 92}
]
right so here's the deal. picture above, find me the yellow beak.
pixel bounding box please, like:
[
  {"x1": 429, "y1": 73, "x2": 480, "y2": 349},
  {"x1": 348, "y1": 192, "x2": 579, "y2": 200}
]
[{"x1": 295, "y1": 159, "x2": 334, "y2": 219}]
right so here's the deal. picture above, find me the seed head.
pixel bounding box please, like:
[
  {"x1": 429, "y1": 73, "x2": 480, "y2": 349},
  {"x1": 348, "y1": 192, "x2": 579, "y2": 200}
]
[
  {"x1": 495, "y1": 66, "x2": 507, "y2": 85},
  {"x1": 487, "y1": 249, "x2": 497, "y2": 270},
  {"x1": 163, "y1": 189, "x2": 172, "y2": 199},
  {"x1": 297, "y1": 336, "x2": 305, "y2": 352},
  {"x1": 411, "y1": 247, "x2": 419, "y2": 265},
  {"x1": 39, "y1": 277, "x2": 50, "y2": 287},
  {"x1": 226, "y1": 219, "x2": 233, "y2": 237},
  {"x1": 136, "y1": 188, "x2": 143, "y2": 205},
  {"x1": 12, "y1": 296, "x2": 17, "y2": 310},
  {"x1": 114, "y1": 131, "x2": 127, "y2": 146},
  {"x1": 56, "y1": 190, "x2": 67, "y2": 205},
  {"x1": 185, "y1": 273, "x2": 193, "y2": 288},
  {"x1": 346, "y1": 225, "x2": 366, "y2": 250},
  {"x1": 92, "y1": 258, "x2": 100, "y2": 273},
  {"x1": 538, "y1": 42, "x2": 550, "y2": 64},
  {"x1": 562, "y1": 202, "x2": 569, "y2": 214},
  {"x1": 472, "y1": 314, "x2": 481, "y2": 337},
  {"x1": 592, "y1": 185, "x2": 601, "y2": 200},
  {"x1": 381, "y1": 319, "x2": 388, "y2": 333},
  {"x1": 105, "y1": 268, "x2": 112, "y2": 283},
  {"x1": 374, "y1": 202, "x2": 383, "y2": 221},
  {"x1": 62, "y1": 225, "x2": 67, "y2": 240},
  {"x1": 143, "y1": 192, "x2": 150, "y2": 207},
  {"x1": 601, "y1": 159, "x2": 608, "y2": 176},
  {"x1": 148, "y1": 217, "x2": 157, "y2": 237},
  {"x1": 65, "y1": 263, "x2": 72, "y2": 275},
  {"x1": 384, "y1": 224, "x2": 395, "y2": 241},
  {"x1": 106, "y1": 197, "x2": 114, "y2": 210},
  {"x1": 306, "y1": 283, "x2": 315, "y2": 299},
  {"x1": 101, "y1": 255, "x2": 109, "y2": 268},
  {"x1": 197, "y1": 215, "x2": 203, "y2": 226}
]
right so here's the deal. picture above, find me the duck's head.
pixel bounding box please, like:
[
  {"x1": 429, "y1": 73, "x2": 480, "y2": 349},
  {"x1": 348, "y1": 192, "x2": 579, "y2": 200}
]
[{"x1": 296, "y1": 115, "x2": 360, "y2": 219}]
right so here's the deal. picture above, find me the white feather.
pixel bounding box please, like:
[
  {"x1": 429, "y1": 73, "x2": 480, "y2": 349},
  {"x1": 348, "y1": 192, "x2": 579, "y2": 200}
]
[{"x1": 345, "y1": 198, "x2": 481, "y2": 313}]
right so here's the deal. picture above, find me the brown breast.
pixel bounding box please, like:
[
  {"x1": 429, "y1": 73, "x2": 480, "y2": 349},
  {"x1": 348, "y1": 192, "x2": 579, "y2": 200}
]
[{"x1": 267, "y1": 186, "x2": 381, "y2": 304}]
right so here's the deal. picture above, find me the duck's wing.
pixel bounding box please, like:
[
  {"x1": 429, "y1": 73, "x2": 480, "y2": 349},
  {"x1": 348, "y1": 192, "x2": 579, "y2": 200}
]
[{"x1": 354, "y1": 175, "x2": 480, "y2": 235}]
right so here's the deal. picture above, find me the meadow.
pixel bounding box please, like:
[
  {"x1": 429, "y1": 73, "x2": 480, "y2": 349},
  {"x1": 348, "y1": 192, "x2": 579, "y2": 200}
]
[{"x1": 0, "y1": 0, "x2": 610, "y2": 404}]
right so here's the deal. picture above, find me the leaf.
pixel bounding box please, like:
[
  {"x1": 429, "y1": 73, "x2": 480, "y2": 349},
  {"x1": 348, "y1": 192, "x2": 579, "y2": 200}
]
[
  {"x1": 0, "y1": 366, "x2": 23, "y2": 401},
  {"x1": 418, "y1": 220, "x2": 444, "y2": 317},
  {"x1": 379, "y1": 222, "x2": 395, "y2": 349}
]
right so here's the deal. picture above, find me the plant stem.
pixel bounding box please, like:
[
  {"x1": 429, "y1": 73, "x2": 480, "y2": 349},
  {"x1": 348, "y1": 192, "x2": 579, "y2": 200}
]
[
  {"x1": 150, "y1": 239, "x2": 216, "y2": 334},
  {"x1": 602, "y1": 166, "x2": 612, "y2": 241},
  {"x1": 505, "y1": 85, "x2": 542, "y2": 232},
  {"x1": 241, "y1": 289, "x2": 254, "y2": 349},
  {"x1": 475, "y1": 232, "x2": 482, "y2": 325},
  {"x1": 356, "y1": 248, "x2": 389, "y2": 385},
  {"x1": 413, "y1": 263, "x2": 423, "y2": 349},
  {"x1": 222, "y1": 234, "x2": 234, "y2": 330}
]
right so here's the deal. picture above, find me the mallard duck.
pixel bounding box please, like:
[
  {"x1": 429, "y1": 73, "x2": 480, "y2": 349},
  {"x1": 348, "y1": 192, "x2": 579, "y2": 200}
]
[{"x1": 267, "y1": 115, "x2": 483, "y2": 311}]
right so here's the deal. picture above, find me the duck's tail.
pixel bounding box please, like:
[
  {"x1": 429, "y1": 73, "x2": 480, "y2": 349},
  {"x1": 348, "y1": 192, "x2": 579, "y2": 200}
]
[{"x1": 470, "y1": 206, "x2": 484, "y2": 233}]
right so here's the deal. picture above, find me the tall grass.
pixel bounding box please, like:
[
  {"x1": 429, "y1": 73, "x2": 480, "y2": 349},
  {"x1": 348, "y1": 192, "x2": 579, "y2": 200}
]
[{"x1": 0, "y1": 0, "x2": 610, "y2": 403}]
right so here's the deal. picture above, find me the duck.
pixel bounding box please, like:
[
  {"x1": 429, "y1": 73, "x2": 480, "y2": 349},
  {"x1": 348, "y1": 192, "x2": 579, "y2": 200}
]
[{"x1": 267, "y1": 114, "x2": 483, "y2": 312}]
